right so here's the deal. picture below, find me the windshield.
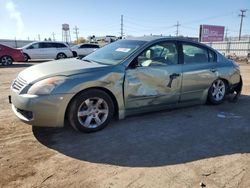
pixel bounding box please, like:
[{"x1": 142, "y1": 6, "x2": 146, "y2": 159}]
[
  {"x1": 21, "y1": 42, "x2": 36, "y2": 49},
  {"x1": 82, "y1": 39, "x2": 146, "y2": 65}
]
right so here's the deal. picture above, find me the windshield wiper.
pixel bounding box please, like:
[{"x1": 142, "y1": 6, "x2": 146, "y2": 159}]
[
  {"x1": 82, "y1": 59, "x2": 93, "y2": 63},
  {"x1": 82, "y1": 58, "x2": 106, "y2": 65}
]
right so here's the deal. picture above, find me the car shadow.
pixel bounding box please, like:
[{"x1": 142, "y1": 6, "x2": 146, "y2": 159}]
[
  {"x1": 33, "y1": 95, "x2": 250, "y2": 167},
  {"x1": 0, "y1": 63, "x2": 32, "y2": 68}
]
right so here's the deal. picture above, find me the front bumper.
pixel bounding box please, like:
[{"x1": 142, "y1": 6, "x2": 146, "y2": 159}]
[{"x1": 10, "y1": 89, "x2": 74, "y2": 127}]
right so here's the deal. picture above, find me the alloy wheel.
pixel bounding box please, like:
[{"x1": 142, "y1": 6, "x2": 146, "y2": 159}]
[
  {"x1": 211, "y1": 79, "x2": 226, "y2": 101},
  {"x1": 1, "y1": 56, "x2": 12, "y2": 65},
  {"x1": 77, "y1": 97, "x2": 109, "y2": 128}
]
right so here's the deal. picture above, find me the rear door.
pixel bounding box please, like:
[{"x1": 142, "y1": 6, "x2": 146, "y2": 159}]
[
  {"x1": 124, "y1": 41, "x2": 182, "y2": 109},
  {"x1": 180, "y1": 42, "x2": 218, "y2": 102}
]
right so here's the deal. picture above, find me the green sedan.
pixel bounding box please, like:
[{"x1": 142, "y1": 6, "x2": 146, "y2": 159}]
[{"x1": 10, "y1": 37, "x2": 242, "y2": 133}]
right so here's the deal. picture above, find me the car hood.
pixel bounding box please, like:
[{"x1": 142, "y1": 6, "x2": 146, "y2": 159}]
[{"x1": 18, "y1": 58, "x2": 108, "y2": 84}]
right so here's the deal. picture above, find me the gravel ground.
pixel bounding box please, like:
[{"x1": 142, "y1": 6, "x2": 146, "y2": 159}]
[{"x1": 0, "y1": 62, "x2": 250, "y2": 188}]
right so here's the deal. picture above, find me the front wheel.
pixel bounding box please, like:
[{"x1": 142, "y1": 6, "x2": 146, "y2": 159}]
[
  {"x1": 208, "y1": 79, "x2": 227, "y2": 105},
  {"x1": 1, "y1": 56, "x2": 13, "y2": 66},
  {"x1": 67, "y1": 89, "x2": 114, "y2": 133}
]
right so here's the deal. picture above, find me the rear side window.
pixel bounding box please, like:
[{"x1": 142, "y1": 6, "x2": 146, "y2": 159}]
[
  {"x1": 40, "y1": 43, "x2": 55, "y2": 48},
  {"x1": 55, "y1": 43, "x2": 67, "y2": 48},
  {"x1": 183, "y1": 43, "x2": 209, "y2": 64}
]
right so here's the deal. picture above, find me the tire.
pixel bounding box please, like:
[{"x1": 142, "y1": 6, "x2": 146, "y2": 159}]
[
  {"x1": 72, "y1": 51, "x2": 77, "y2": 57},
  {"x1": 56, "y1": 53, "x2": 67, "y2": 59},
  {"x1": 1, "y1": 56, "x2": 13, "y2": 66},
  {"x1": 23, "y1": 53, "x2": 29, "y2": 62},
  {"x1": 207, "y1": 79, "x2": 227, "y2": 105},
  {"x1": 67, "y1": 89, "x2": 114, "y2": 133}
]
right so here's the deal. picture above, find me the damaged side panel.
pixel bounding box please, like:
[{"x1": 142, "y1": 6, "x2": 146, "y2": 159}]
[{"x1": 124, "y1": 65, "x2": 182, "y2": 109}]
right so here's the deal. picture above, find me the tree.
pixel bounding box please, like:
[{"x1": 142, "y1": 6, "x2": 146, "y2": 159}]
[{"x1": 74, "y1": 37, "x2": 87, "y2": 44}]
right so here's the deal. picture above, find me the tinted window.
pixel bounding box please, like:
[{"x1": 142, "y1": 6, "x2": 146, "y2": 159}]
[
  {"x1": 55, "y1": 43, "x2": 67, "y2": 48},
  {"x1": 40, "y1": 43, "x2": 55, "y2": 48},
  {"x1": 137, "y1": 42, "x2": 178, "y2": 67},
  {"x1": 183, "y1": 44, "x2": 209, "y2": 63},
  {"x1": 80, "y1": 44, "x2": 99, "y2": 48}
]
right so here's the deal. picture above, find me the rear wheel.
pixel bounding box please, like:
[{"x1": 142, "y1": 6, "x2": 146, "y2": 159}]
[
  {"x1": 1, "y1": 56, "x2": 13, "y2": 66},
  {"x1": 57, "y1": 53, "x2": 67, "y2": 59},
  {"x1": 208, "y1": 79, "x2": 227, "y2": 105},
  {"x1": 67, "y1": 89, "x2": 114, "y2": 133},
  {"x1": 72, "y1": 51, "x2": 77, "y2": 57}
]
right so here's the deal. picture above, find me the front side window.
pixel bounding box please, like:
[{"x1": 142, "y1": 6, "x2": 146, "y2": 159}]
[
  {"x1": 28, "y1": 43, "x2": 40, "y2": 49},
  {"x1": 183, "y1": 43, "x2": 209, "y2": 64},
  {"x1": 136, "y1": 42, "x2": 178, "y2": 67},
  {"x1": 80, "y1": 44, "x2": 87, "y2": 48}
]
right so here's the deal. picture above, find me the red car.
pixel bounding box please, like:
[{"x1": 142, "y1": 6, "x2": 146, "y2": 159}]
[{"x1": 0, "y1": 44, "x2": 25, "y2": 66}]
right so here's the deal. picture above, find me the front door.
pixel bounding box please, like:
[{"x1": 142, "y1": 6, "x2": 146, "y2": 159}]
[{"x1": 124, "y1": 41, "x2": 182, "y2": 109}]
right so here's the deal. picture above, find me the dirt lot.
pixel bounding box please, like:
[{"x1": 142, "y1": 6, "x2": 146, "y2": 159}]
[{"x1": 0, "y1": 62, "x2": 250, "y2": 188}]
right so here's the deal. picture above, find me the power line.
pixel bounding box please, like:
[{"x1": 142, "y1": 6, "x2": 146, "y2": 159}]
[{"x1": 239, "y1": 9, "x2": 247, "y2": 40}]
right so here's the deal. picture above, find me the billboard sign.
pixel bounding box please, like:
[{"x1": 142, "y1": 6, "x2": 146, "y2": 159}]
[{"x1": 199, "y1": 25, "x2": 225, "y2": 42}]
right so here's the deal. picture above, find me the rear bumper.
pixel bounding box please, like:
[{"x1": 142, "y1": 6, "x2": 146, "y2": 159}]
[
  {"x1": 10, "y1": 89, "x2": 74, "y2": 127},
  {"x1": 13, "y1": 53, "x2": 25, "y2": 62},
  {"x1": 229, "y1": 76, "x2": 243, "y2": 94}
]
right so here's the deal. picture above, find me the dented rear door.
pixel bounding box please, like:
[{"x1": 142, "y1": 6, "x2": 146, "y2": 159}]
[{"x1": 124, "y1": 64, "x2": 182, "y2": 109}]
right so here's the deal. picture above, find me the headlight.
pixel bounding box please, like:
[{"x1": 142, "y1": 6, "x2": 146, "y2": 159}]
[{"x1": 27, "y1": 76, "x2": 67, "y2": 95}]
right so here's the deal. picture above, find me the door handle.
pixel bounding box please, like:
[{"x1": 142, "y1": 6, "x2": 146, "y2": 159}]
[
  {"x1": 210, "y1": 68, "x2": 217, "y2": 73},
  {"x1": 170, "y1": 73, "x2": 180, "y2": 79},
  {"x1": 167, "y1": 73, "x2": 180, "y2": 88}
]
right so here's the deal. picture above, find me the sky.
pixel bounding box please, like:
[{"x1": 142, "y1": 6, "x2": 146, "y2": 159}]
[{"x1": 0, "y1": 0, "x2": 249, "y2": 41}]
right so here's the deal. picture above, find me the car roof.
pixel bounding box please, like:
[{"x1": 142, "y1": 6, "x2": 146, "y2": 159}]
[{"x1": 125, "y1": 36, "x2": 216, "y2": 52}]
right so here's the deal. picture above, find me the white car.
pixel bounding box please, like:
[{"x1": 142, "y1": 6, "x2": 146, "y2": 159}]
[
  {"x1": 71, "y1": 43, "x2": 100, "y2": 57},
  {"x1": 21, "y1": 42, "x2": 73, "y2": 61}
]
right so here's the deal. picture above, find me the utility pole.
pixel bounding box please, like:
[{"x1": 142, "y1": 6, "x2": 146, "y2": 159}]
[
  {"x1": 52, "y1": 32, "x2": 56, "y2": 41},
  {"x1": 73, "y1": 26, "x2": 79, "y2": 43},
  {"x1": 120, "y1": 15, "x2": 124, "y2": 38},
  {"x1": 239, "y1": 9, "x2": 247, "y2": 41},
  {"x1": 174, "y1": 21, "x2": 180, "y2": 36},
  {"x1": 225, "y1": 27, "x2": 229, "y2": 41},
  {"x1": 38, "y1": 34, "x2": 41, "y2": 41}
]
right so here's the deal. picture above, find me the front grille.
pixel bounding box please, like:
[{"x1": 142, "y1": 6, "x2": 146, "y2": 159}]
[{"x1": 12, "y1": 76, "x2": 27, "y2": 91}]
